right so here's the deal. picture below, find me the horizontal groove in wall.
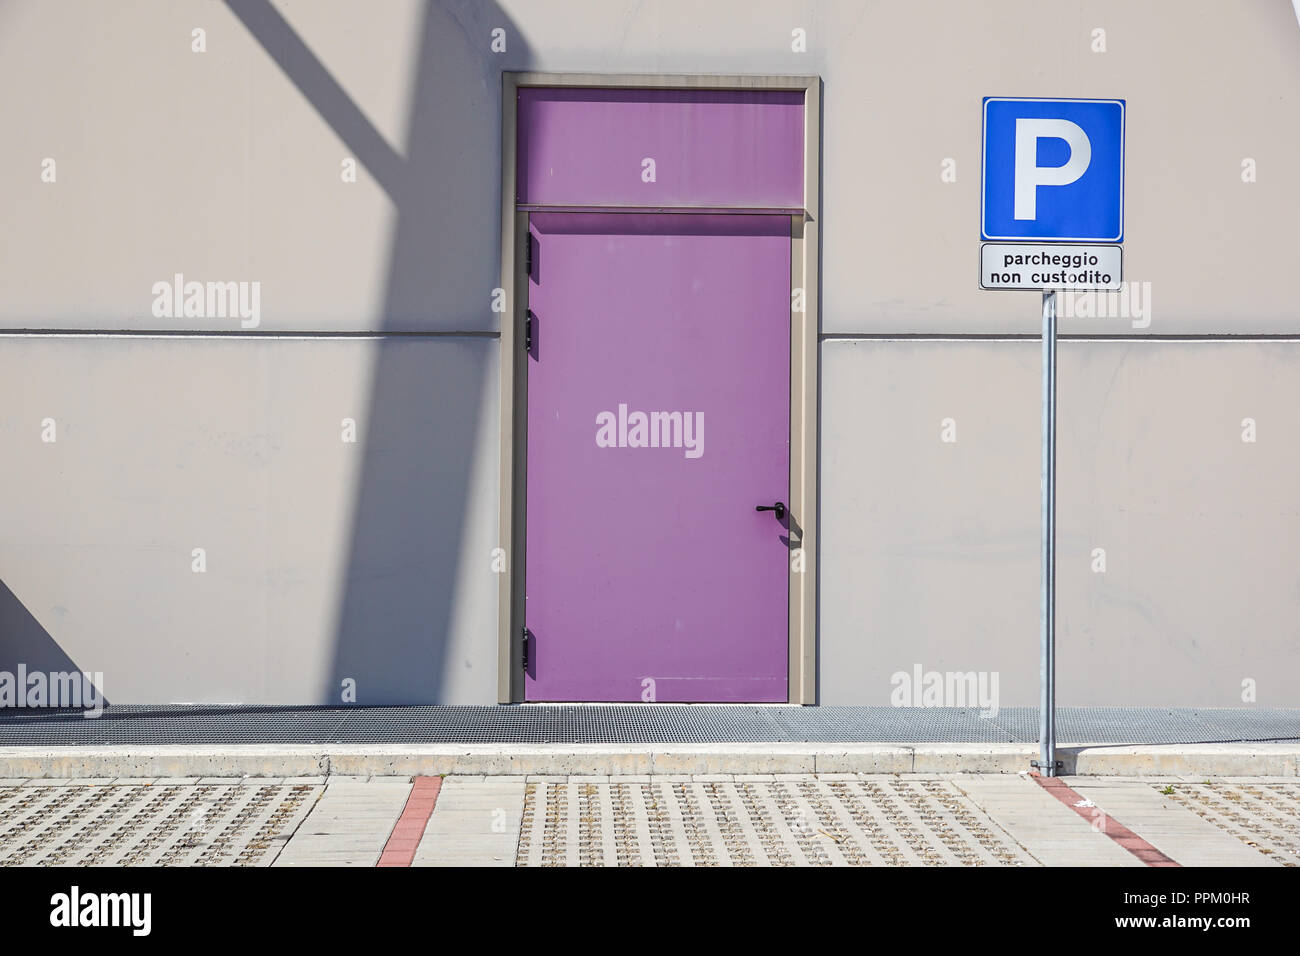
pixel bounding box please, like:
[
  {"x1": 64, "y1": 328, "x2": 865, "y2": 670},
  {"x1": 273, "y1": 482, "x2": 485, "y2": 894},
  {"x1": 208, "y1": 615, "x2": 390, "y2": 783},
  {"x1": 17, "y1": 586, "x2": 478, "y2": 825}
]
[
  {"x1": 821, "y1": 333, "x2": 1300, "y2": 343},
  {"x1": 0, "y1": 330, "x2": 501, "y2": 340},
  {"x1": 5, "y1": 331, "x2": 1298, "y2": 343},
  {"x1": 518, "y1": 203, "x2": 808, "y2": 215}
]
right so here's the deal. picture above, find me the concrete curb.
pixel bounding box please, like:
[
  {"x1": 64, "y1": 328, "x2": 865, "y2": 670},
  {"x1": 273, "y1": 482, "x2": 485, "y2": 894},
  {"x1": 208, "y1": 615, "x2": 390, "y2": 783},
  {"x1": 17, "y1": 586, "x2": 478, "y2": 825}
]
[{"x1": 0, "y1": 742, "x2": 1296, "y2": 778}]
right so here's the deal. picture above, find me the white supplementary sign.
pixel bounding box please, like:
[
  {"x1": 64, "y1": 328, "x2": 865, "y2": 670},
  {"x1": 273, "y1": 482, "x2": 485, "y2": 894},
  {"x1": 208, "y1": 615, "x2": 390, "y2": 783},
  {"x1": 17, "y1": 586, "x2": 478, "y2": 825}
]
[{"x1": 980, "y1": 243, "x2": 1122, "y2": 291}]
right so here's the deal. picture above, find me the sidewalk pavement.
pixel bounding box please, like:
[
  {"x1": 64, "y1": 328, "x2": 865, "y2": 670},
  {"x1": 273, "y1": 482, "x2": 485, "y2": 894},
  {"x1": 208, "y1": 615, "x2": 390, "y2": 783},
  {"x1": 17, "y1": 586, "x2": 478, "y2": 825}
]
[{"x1": 0, "y1": 773, "x2": 1295, "y2": 867}]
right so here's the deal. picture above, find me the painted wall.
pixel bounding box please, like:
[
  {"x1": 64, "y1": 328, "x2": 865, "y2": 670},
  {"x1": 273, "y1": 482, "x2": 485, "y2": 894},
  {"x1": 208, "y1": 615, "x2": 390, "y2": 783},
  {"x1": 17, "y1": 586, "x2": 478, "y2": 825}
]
[
  {"x1": 1, "y1": 0, "x2": 1297, "y2": 706},
  {"x1": 0, "y1": 335, "x2": 500, "y2": 704},
  {"x1": 820, "y1": 340, "x2": 1300, "y2": 707}
]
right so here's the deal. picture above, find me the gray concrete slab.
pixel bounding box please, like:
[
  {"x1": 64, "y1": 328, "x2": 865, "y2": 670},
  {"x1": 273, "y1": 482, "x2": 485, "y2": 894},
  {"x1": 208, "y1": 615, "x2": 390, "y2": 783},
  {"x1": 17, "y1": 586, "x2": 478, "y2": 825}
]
[
  {"x1": 1065, "y1": 778, "x2": 1278, "y2": 867},
  {"x1": 3, "y1": 741, "x2": 1298, "y2": 779},
  {"x1": 952, "y1": 775, "x2": 1143, "y2": 867},
  {"x1": 273, "y1": 778, "x2": 411, "y2": 868},
  {"x1": 412, "y1": 777, "x2": 527, "y2": 867}
]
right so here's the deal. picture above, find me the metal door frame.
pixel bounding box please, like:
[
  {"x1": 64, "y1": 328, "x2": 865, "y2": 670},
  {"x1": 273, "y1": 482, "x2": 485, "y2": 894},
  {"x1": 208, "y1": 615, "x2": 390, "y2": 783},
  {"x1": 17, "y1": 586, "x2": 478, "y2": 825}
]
[{"x1": 497, "y1": 72, "x2": 821, "y2": 704}]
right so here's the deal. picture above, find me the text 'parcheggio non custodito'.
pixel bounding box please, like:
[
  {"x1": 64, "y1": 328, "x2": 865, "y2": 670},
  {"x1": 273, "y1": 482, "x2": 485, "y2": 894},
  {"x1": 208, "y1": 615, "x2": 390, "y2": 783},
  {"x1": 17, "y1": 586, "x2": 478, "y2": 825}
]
[{"x1": 980, "y1": 243, "x2": 1122, "y2": 291}]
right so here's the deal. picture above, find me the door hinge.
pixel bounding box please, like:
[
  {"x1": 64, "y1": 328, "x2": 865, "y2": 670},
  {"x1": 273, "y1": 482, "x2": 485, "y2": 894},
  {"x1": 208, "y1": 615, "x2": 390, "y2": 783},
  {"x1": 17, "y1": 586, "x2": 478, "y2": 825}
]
[
  {"x1": 524, "y1": 234, "x2": 532, "y2": 277},
  {"x1": 521, "y1": 627, "x2": 530, "y2": 671},
  {"x1": 525, "y1": 310, "x2": 534, "y2": 352}
]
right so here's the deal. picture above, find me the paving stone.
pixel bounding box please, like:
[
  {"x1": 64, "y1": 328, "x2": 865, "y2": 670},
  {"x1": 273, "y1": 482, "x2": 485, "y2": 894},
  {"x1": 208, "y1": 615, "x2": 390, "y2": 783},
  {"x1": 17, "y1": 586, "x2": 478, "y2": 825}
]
[
  {"x1": 511, "y1": 776, "x2": 1038, "y2": 867},
  {"x1": 414, "y1": 777, "x2": 527, "y2": 867},
  {"x1": 11, "y1": 773, "x2": 1291, "y2": 868},
  {"x1": 0, "y1": 780, "x2": 323, "y2": 866},
  {"x1": 1148, "y1": 781, "x2": 1300, "y2": 866},
  {"x1": 953, "y1": 775, "x2": 1141, "y2": 867},
  {"x1": 1062, "y1": 779, "x2": 1276, "y2": 867},
  {"x1": 274, "y1": 779, "x2": 408, "y2": 868}
]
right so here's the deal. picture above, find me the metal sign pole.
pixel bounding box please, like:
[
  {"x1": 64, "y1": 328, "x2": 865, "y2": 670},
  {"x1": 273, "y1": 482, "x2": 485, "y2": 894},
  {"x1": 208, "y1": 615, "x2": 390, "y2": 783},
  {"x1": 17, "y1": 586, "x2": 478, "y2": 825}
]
[{"x1": 1039, "y1": 290, "x2": 1058, "y2": 776}]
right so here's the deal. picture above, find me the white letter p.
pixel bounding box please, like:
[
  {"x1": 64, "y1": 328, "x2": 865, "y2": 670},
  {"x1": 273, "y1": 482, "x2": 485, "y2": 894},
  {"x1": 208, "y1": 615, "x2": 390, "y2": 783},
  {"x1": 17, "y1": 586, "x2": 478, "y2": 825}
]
[{"x1": 1014, "y1": 118, "x2": 1091, "y2": 220}]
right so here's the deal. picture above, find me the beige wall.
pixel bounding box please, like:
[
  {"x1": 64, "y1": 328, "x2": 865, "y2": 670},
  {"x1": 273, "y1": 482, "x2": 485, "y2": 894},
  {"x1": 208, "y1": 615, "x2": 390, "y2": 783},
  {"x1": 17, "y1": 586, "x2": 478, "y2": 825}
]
[
  {"x1": 0, "y1": 0, "x2": 1297, "y2": 704},
  {"x1": 0, "y1": 0, "x2": 514, "y2": 331},
  {"x1": 821, "y1": 339, "x2": 1300, "y2": 707},
  {"x1": 0, "y1": 335, "x2": 501, "y2": 704},
  {"x1": 5, "y1": 1, "x2": 1298, "y2": 332}
]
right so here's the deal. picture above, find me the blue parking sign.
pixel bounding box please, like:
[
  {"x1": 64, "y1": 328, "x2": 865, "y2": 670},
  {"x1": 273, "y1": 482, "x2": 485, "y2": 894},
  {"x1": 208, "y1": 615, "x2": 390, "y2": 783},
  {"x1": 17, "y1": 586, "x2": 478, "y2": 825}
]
[{"x1": 982, "y1": 97, "x2": 1125, "y2": 242}]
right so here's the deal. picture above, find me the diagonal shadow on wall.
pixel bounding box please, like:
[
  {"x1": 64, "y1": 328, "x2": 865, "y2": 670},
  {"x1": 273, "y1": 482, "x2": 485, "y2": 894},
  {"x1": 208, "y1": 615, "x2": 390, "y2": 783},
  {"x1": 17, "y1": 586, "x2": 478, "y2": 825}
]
[
  {"x1": 225, "y1": 0, "x2": 529, "y2": 703},
  {"x1": 0, "y1": 579, "x2": 109, "y2": 706}
]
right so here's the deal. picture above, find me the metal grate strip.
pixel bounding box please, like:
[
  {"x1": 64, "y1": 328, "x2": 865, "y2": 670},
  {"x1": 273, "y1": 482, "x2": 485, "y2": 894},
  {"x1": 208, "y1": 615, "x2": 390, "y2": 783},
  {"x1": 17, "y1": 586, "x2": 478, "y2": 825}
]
[{"x1": 0, "y1": 705, "x2": 1296, "y2": 746}]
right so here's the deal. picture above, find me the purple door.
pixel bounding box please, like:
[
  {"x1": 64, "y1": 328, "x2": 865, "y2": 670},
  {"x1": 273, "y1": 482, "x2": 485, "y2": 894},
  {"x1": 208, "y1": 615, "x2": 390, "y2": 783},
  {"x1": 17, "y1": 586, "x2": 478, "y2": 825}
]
[{"x1": 524, "y1": 213, "x2": 791, "y2": 702}]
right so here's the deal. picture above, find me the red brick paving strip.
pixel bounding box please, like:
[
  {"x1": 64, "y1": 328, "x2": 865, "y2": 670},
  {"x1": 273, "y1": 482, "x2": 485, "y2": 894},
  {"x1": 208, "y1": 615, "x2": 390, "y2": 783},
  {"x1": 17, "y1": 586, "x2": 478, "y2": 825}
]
[
  {"x1": 1032, "y1": 773, "x2": 1180, "y2": 867},
  {"x1": 377, "y1": 776, "x2": 442, "y2": 867}
]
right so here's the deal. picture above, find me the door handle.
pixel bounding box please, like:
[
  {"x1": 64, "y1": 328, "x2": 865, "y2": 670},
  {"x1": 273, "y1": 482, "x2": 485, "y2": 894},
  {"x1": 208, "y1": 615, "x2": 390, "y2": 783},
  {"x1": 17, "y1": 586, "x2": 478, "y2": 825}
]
[{"x1": 755, "y1": 502, "x2": 786, "y2": 520}]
